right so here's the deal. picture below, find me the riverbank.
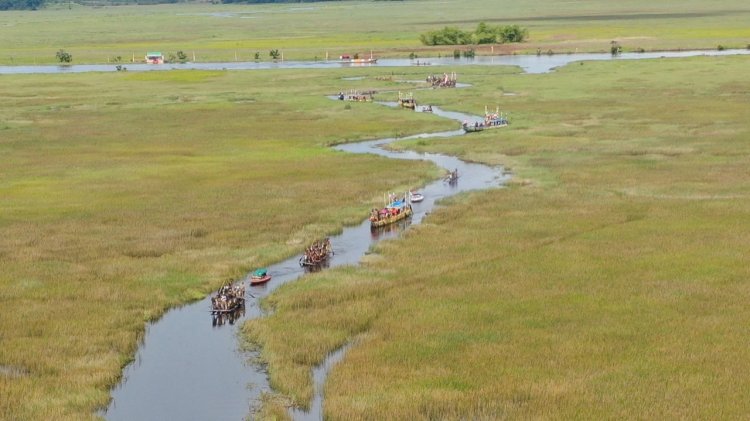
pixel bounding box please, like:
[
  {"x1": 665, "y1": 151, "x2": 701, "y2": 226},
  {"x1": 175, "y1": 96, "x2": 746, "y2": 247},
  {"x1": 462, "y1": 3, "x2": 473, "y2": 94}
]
[{"x1": 244, "y1": 55, "x2": 750, "y2": 419}]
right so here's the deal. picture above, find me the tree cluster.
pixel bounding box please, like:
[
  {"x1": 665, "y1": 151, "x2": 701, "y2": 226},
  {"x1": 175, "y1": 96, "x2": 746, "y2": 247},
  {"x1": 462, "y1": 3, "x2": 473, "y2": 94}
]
[{"x1": 420, "y1": 22, "x2": 528, "y2": 46}]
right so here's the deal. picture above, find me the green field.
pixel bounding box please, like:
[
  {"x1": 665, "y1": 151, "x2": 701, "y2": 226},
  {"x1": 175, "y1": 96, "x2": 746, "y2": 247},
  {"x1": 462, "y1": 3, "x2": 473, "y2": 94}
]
[
  {"x1": 1, "y1": 0, "x2": 750, "y2": 64},
  {"x1": 2, "y1": 1, "x2": 750, "y2": 420}
]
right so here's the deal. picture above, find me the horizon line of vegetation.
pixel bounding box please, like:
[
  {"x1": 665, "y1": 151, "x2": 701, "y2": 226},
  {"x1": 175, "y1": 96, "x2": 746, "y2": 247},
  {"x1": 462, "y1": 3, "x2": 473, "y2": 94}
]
[{"x1": 1, "y1": 0, "x2": 401, "y2": 10}]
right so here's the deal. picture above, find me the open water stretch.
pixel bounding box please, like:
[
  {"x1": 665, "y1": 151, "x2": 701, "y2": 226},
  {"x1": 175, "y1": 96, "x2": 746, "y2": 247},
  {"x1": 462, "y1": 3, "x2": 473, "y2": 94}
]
[
  {"x1": 2, "y1": 49, "x2": 749, "y2": 75},
  {"x1": 103, "y1": 103, "x2": 508, "y2": 420}
]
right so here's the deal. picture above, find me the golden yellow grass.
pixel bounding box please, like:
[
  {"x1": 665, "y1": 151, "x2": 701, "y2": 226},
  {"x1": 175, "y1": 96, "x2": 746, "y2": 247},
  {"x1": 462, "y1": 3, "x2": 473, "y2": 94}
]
[
  {"x1": 0, "y1": 68, "x2": 455, "y2": 420},
  {"x1": 244, "y1": 55, "x2": 750, "y2": 419}
]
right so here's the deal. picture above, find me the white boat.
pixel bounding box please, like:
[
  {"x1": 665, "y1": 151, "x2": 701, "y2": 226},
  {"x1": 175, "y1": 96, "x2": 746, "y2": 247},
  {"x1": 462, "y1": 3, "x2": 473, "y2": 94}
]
[
  {"x1": 338, "y1": 52, "x2": 377, "y2": 64},
  {"x1": 409, "y1": 192, "x2": 424, "y2": 202}
]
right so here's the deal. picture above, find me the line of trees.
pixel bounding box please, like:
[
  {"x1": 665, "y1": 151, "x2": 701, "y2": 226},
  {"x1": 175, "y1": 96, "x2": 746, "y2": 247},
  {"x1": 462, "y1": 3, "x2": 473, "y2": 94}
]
[
  {"x1": 420, "y1": 22, "x2": 528, "y2": 46},
  {"x1": 0, "y1": 0, "x2": 44, "y2": 10},
  {"x1": 222, "y1": 0, "x2": 398, "y2": 3}
]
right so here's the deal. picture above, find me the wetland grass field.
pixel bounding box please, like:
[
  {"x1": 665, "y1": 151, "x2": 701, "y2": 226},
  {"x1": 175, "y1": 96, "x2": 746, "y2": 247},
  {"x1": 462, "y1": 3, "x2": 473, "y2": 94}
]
[
  {"x1": 0, "y1": 68, "x2": 452, "y2": 420},
  {"x1": 1, "y1": 0, "x2": 750, "y2": 64},
  {"x1": 245, "y1": 56, "x2": 750, "y2": 419},
  {"x1": 1, "y1": 1, "x2": 750, "y2": 420}
]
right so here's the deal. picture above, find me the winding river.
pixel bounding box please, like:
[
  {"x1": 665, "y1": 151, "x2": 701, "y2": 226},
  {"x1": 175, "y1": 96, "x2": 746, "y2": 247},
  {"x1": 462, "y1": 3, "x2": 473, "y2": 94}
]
[
  {"x1": 97, "y1": 50, "x2": 750, "y2": 420},
  {"x1": 103, "y1": 102, "x2": 507, "y2": 420}
]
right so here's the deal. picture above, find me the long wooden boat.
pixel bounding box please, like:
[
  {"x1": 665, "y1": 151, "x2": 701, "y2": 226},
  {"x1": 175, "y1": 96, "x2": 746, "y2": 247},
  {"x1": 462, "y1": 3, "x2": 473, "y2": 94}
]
[
  {"x1": 250, "y1": 268, "x2": 271, "y2": 286},
  {"x1": 462, "y1": 120, "x2": 508, "y2": 133},
  {"x1": 339, "y1": 53, "x2": 377, "y2": 64},
  {"x1": 463, "y1": 106, "x2": 509, "y2": 133},
  {"x1": 211, "y1": 282, "x2": 245, "y2": 315},
  {"x1": 370, "y1": 199, "x2": 413, "y2": 229},
  {"x1": 299, "y1": 252, "x2": 332, "y2": 267},
  {"x1": 397, "y1": 92, "x2": 417, "y2": 110},
  {"x1": 299, "y1": 238, "x2": 334, "y2": 267}
]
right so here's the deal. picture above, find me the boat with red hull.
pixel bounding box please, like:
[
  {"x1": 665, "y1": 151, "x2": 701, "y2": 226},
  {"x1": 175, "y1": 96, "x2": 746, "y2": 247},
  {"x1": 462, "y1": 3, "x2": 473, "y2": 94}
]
[{"x1": 250, "y1": 268, "x2": 271, "y2": 286}]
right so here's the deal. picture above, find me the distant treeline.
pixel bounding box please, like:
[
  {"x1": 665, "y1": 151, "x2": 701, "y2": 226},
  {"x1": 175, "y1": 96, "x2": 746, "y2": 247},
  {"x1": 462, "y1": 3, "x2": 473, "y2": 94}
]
[
  {"x1": 0, "y1": 0, "x2": 400, "y2": 8},
  {"x1": 0, "y1": 0, "x2": 44, "y2": 10},
  {"x1": 420, "y1": 22, "x2": 528, "y2": 45},
  {"x1": 222, "y1": 0, "x2": 402, "y2": 3}
]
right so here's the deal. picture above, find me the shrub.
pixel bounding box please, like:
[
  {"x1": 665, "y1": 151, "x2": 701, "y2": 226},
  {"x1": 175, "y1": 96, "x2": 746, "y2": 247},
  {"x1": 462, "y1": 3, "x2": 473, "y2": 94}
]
[
  {"x1": 717, "y1": 44, "x2": 726, "y2": 51},
  {"x1": 55, "y1": 49, "x2": 72, "y2": 63},
  {"x1": 610, "y1": 41, "x2": 622, "y2": 56}
]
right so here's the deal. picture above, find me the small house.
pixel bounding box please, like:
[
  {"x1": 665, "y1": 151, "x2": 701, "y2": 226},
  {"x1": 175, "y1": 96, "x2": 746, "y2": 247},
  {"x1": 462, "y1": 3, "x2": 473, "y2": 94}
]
[{"x1": 145, "y1": 52, "x2": 164, "y2": 64}]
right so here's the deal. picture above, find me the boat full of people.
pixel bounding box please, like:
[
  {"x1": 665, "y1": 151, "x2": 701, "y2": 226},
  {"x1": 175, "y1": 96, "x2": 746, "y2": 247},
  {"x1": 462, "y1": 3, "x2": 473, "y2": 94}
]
[
  {"x1": 426, "y1": 72, "x2": 457, "y2": 88},
  {"x1": 211, "y1": 281, "x2": 245, "y2": 315},
  {"x1": 299, "y1": 238, "x2": 334, "y2": 267},
  {"x1": 445, "y1": 168, "x2": 459, "y2": 184},
  {"x1": 397, "y1": 92, "x2": 417, "y2": 110},
  {"x1": 338, "y1": 90, "x2": 375, "y2": 102},
  {"x1": 462, "y1": 106, "x2": 509, "y2": 133},
  {"x1": 370, "y1": 194, "x2": 413, "y2": 229}
]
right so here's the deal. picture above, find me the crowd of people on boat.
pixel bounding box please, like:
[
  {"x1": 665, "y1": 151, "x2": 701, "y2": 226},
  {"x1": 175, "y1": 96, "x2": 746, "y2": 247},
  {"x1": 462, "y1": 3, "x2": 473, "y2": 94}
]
[
  {"x1": 338, "y1": 90, "x2": 375, "y2": 102},
  {"x1": 446, "y1": 168, "x2": 459, "y2": 182},
  {"x1": 427, "y1": 72, "x2": 457, "y2": 88},
  {"x1": 462, "y1": 112, "x2": 509, "y2": 130},
  {"x1": 211, "y1": 281, "x2": 245, "y2": 312},
  {"x1": 301, "y1": 238, "x2": 333, "y2": 265},
  {"x1": 370, "y1": 193, "x2": 413, "y2": 223}
]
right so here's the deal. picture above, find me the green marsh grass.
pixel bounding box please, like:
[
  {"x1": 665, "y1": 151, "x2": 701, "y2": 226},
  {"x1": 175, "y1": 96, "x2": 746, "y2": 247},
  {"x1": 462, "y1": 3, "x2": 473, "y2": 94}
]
[
  {"x1": 245, "y1": 55, "x2": 750, "y2": 419},
  {"x1": 2, "y1": 0, "x2": 750, "y2": 64}
]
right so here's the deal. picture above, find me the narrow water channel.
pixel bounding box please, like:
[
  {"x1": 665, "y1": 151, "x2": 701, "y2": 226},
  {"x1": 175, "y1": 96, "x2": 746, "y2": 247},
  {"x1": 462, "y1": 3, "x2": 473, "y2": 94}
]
[
  {"x1": 101, "y1": 50, "x2": 749, "y2": 419},
  {"x1": 103, "y1": 103, "x2": 508, "y2": 420}
]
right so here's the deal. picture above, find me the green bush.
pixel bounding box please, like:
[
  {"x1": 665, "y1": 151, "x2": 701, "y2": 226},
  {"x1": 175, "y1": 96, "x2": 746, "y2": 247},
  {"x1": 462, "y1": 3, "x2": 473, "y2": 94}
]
[
  {"x1": 420, "y1": 22, "x2": 527, "y2": 46},
  {"x1": 55, "y1": 49, "x2": 72, "y2": 63}
]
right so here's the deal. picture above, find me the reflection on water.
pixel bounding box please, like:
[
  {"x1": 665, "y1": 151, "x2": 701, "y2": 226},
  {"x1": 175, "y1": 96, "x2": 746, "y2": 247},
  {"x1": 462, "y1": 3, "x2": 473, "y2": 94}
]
[
  {"x1": 212, "y1": 304, "x2": 245, "y2": 327},
  {"x1": 370, "y1": 215, "x2": 413, "y2": 240}
]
